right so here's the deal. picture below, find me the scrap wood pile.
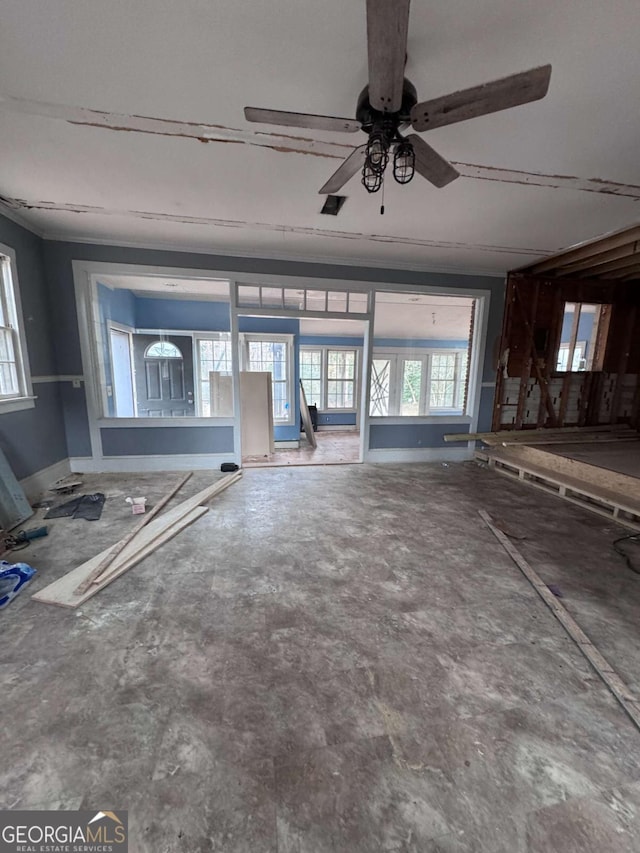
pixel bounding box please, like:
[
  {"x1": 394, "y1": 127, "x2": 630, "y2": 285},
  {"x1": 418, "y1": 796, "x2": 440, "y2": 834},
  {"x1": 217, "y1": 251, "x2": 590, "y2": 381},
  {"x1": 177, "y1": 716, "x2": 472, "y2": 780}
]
[{"x1": 32, "y1": 470, "x2": 242, "y2": 609}]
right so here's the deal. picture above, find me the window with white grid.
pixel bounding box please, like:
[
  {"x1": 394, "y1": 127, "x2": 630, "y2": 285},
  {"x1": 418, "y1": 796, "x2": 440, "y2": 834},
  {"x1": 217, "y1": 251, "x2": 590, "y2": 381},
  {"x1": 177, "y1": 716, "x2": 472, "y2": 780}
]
[
  {"x1": 327, "y1": 349, "x2": 356, "y2": 409},
  {"x1": 196, "y1": 334, "x2": 232, "y2": 416},
  {"x1": 0, "y1": 251, "x2": 30, "y2": 408},
  {"x1": 299, "y1": 349, "x2": 323, "y2": 408},
  {"x1": 370, "y1": 349, "x2": 468, "y2": 416},
  {"x1": 244, "y1": 335, "x2": 293, "y2": 423},
  {"x1": 299, "y1": 346, "x2": 359, "y2": 411}
]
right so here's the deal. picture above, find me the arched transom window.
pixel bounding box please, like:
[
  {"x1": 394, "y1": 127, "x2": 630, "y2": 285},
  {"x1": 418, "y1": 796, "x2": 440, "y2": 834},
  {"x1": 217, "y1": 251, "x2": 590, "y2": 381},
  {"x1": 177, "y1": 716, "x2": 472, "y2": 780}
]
[{"x1": 144, "y1": 341, "x2": 182, "y2": 359}]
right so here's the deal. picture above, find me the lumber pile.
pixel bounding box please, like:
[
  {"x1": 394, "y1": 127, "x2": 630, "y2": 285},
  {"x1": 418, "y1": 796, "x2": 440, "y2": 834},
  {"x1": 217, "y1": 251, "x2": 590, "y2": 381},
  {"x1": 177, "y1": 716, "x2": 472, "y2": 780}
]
[{"x1": 32, "y1": 471, "x2": 241, "y2": 609}]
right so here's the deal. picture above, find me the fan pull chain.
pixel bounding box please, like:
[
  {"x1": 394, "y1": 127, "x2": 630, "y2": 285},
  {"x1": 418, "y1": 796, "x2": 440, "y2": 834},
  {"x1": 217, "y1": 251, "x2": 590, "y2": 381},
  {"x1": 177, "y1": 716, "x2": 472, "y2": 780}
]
[{"x1": 380, "y1": 177, "x2": 385, "y2": 215}]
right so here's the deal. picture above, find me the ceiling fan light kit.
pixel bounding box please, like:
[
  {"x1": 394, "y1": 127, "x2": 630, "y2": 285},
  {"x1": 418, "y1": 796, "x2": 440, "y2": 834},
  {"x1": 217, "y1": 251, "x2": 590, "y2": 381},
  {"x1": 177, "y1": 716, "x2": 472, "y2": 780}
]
[{"x1": 244, "y1": 0, "x2": 551, "y2": 209}]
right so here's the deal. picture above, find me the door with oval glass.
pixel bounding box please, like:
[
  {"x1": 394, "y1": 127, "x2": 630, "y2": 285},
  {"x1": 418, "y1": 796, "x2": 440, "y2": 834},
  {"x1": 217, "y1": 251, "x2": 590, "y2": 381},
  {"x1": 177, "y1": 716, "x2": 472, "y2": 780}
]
[{"x1": 132, "y1": 334, "x2": 195, "y2": 417}]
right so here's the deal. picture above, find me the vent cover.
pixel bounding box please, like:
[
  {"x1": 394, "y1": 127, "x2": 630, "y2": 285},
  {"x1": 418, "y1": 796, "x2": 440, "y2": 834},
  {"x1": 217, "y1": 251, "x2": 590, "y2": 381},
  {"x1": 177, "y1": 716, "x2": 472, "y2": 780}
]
[{"x1": 320, "y1": 195, "x2": 347, "y2": 215}]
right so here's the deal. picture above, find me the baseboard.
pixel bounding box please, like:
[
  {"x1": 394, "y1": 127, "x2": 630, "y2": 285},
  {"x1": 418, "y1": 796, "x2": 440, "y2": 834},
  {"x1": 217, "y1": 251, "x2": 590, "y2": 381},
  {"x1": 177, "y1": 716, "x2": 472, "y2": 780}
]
[
  {"x1": 364, "y1": 447, "x2": 474, "y2": 464},
  {"x1": 19, "y1": 457, "x2": 71, "y2": 500},
  {"x1": 69, "y1": 454, "x2": 237, "y2": 473},
  {"x1": 316, "y1": 425, "x2": 358, "y2": 432},
  {"x1": 275, "y1": 440, "x2": 300, "y2": 449}
]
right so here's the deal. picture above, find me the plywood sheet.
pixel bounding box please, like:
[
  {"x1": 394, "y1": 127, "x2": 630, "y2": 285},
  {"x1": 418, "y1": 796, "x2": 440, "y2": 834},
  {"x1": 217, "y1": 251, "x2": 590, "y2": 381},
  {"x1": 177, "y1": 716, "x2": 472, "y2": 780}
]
[{"x1": 240, "y1": 371, "x2": 274, "y2": 456}]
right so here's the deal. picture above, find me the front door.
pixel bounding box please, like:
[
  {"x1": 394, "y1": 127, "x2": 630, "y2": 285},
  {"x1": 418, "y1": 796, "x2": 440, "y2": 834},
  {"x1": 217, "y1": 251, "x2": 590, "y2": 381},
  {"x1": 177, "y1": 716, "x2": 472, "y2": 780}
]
[{"x1": 133, "y1": 335, "x2": 195, "y2": 417}]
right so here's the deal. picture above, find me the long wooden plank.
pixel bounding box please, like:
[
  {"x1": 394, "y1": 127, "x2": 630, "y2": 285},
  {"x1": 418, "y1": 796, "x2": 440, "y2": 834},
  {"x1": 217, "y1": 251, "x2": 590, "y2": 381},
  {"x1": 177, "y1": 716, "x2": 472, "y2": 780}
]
[
  {"x1": 299, "y1": 380, "x2": 317, "y2": 449},
  {"x1": 33, "y1": 472, "x2": 242, "y2": 608},
  {"x1": 74, "y1": 472, "x2": 193, "y2": 595},
  {"x1": 444, "y1": 425, "x2": 631, "y2": 442},
  {"x1": 82, "y1": 471, "x2": 241, "y2": 590},
  {"x1": 478, "y1": 510, "x2": 640, "y2": 731},
  {"x1": 33, "y1": 507, "x2": 208, "y2": 608}
]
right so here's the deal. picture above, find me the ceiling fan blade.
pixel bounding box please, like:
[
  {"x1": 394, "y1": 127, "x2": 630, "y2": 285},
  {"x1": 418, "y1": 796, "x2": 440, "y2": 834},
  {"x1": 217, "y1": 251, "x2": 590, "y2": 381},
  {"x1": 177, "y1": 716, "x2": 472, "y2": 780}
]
[
  {"x1": 244, "y1": 107, "x2": 360, "y2": 133},
  {"x1": 367, "y1": 0, "x2": 410, "y2": 113},
  {"x1": 407, "y1": 134, "x2": 459, "y2": 188},
  {"x1": 410, "y1": 64, "x2": 552, "y2": 132},
  {"x1": 319, "y1": 146, "x2": 367, "y2": 194}
]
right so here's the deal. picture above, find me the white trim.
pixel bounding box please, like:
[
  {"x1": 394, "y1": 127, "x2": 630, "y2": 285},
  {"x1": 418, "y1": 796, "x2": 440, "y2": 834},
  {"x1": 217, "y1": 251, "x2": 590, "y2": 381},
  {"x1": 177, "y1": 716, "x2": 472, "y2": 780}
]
[
  {"x1": 274, "y1": 440, "x2": 300, "y2": 449},
  {"x1": 364, "y1": 447, "x2": 474, "y2": 464},
  {"x1": 97, "y1": 416, "x2": 235, "y2": 428},
  {"x1": 0, "y1": 243, "x2": 34, "y2": 405},
  {"x1": 0, "y1": 396, "x2": 36, "y2": 413},
  {"x1": 19, "y1": 457, "x2": 70, "y2": 500},
  {"x1": 69, "y1": 453, "x2": 235, "y2": 473},
  {"x1": 0, "y1": 200, "x2": 44, "y2": 237},
  {"x1": 31, "y1": 375, "x2": 85, "y2": 384}
]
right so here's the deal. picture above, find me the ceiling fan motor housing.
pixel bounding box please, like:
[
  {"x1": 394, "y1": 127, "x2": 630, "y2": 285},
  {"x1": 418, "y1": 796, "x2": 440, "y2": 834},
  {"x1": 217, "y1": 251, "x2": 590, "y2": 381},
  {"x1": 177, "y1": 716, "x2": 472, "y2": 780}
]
[{"x1": 356, "y1": 78, "x2": 418, "y2": 137}]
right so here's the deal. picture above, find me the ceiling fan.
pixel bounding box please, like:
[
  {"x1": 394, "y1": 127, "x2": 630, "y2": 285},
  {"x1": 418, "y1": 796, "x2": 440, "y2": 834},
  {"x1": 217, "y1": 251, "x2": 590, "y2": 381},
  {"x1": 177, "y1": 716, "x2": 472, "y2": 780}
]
[{"x1": 244, "y1": 0, "x2": 551, "y2": 199}]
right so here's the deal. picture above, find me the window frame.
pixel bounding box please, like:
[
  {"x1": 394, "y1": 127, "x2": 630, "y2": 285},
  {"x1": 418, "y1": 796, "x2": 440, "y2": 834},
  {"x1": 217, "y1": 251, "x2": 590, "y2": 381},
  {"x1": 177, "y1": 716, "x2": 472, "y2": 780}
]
[
  {"x1": 241, "y1": 332, "x2": 295, "y2": 425},
  {"x1": 0, "y1": 245, "x2": 34, "y2": 413},
  {"x1": 553, "y1": 302, "x2": 610, "y2": 375},
  {"x1": 194, "y1": 332, "x2": 233, "y2": 417},
  {"x1": 370, "y1": 347, "x2": 468, "y2": 417},
  {"x1": 299, "y1": 344, "x2": 360, "y2": 412}
]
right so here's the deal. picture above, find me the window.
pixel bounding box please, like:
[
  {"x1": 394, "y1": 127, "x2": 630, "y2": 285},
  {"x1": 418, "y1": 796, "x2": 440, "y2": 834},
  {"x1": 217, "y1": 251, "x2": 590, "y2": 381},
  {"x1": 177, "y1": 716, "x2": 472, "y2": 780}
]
[
  {"x1": 243, "y1": 335, "x2": 293, "y2": 423},
  {"x1": 370, "y1": 359, "x2": 391, "y2": 416},
  {"x1": 429, "y1": 352, "x2": 467, "y2": 409},
  {"x1": 300, "y1": 349, "x2": 322, "y2": 407},
  {"x1": 400, "y1": 360, "x2": 423, "y2": 416},
  {"x1": 0, "y1": 250, "x2": 31, "y2": 410},
  {"x1": 555, "y1": 302, "x2": 610, "y2": 373},
  {"x1": 369, "y1": 350, "x2": 468, "y2": 416},
  {"x1": 196, "y1": 334, "x2": 232, "y2": 416},
  {"x1": 299, "y1": 347, "x2": 359, "y2": 410},
  {"x1": 327, "y1": 350, "x2": 356, "y2": 409},
  {"x1": 145, "y1": 341, "x2": 183, "y2": 359}
]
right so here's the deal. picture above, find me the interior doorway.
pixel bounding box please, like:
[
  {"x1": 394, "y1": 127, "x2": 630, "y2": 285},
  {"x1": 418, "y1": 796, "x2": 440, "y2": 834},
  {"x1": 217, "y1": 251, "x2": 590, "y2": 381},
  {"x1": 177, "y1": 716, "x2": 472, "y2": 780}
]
[{"x1": 237, "y1": 314, "x2": 367, "y2": 468}]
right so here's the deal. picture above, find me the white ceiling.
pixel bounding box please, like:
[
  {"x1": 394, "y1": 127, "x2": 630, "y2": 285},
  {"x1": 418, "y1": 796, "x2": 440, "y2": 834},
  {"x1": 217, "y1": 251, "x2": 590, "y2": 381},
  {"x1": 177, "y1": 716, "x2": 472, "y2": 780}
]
[
  {"x1": 1, "y1": 0, "x2": 640, "y2": 275},
  {"x1": 100, "y1": 274, "x2": 231, "y2": 301}
]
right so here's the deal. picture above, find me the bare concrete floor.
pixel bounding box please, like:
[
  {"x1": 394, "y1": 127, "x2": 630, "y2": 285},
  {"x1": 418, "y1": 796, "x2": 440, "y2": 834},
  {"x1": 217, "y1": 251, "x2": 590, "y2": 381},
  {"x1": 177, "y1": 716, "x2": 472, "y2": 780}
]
[{"x1": 3, "y1": 462, "x2": 640, "y2": 851}]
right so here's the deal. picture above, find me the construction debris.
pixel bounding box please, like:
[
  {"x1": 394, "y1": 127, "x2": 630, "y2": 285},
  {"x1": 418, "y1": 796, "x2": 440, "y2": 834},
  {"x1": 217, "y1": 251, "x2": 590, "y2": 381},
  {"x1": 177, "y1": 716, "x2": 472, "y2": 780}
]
[{"x1": 33, "y1": 472, "x2": 242, "y2": 609}]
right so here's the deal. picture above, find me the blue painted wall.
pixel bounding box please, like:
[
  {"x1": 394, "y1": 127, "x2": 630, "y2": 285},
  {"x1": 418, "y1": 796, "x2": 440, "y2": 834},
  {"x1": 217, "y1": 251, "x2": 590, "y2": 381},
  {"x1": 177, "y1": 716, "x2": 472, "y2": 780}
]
[
  {"x1": 101, "y1": 426, "x2": 233, "y2": 456},
  {"x1": 43, "y1": 239, "x2": 503, "y2": 458},
  {"x1": 136, "y1": 296, "x2": 231, "y2": 331},
  {"x1": 369, "y1": 422, "x2": 471, "y2": 449},
  {"x1": 0, "y1": 213, "x2": 68, "y2": 479}
]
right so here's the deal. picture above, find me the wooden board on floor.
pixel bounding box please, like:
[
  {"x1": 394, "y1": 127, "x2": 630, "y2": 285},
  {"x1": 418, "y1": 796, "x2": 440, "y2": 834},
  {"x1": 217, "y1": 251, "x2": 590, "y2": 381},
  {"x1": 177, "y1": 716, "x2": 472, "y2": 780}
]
[
  {"x1": 479, "y1": 509, "x2": 640, "y2": 731},
  {"x1": 32, "y1": 472, "x2": 241, "y2": 608},
  {"x1": 32, "y1": 507, "x2": 208, "y2": 608},
  {"x1": 299, "y1": 380, "x2": 317, "y2": 449}
]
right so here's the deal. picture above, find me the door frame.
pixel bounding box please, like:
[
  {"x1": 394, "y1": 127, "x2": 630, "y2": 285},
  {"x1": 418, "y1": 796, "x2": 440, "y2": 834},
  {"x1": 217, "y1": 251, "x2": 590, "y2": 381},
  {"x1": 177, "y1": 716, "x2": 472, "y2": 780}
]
[{"x1": 108, "y1": 322, "x2": 137, "y2": 417}]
